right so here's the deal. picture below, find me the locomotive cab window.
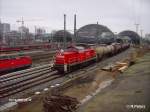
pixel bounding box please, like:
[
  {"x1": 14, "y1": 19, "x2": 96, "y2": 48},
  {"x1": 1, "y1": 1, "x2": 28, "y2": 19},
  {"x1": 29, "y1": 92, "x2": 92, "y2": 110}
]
[
  {"x1": 66, "y1": 47, "x2": 78, "y2": 52},
  {"x1": 18, "y1": 53, "x2": 24, "y2": 57},
  {"x1": 66, "y1": 46, "x2": 85, "y2": 53},
  {"x1": 75, "y1": 46, "x2": 85, "y2": 52}
]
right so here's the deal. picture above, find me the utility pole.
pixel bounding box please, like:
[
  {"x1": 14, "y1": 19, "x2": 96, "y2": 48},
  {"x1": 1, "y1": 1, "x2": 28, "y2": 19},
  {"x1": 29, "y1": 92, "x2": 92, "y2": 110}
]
[
  {"x1": 17, "y1": 17, "x2": 24, "y2": 39},
  {"x1": 140, "y1": 29, "x2": 143, "y2": 45},
  {"x1": 140, "y1": 29, "x2": 143, "y2": 38},
  {"x1": 96, "y1": 21, "x2": 99, "y2": 45},
  {"x1": 64, "y1": 14, "x2": 66, "y2": 49},
  {"x1": 114, "y1": 32, "x2": 117, "y2": 43},
  {"x1": 34, "y1": 26, "x2": 37, "y2": 40},
  {"x1": 50, "y1": 32, "x2": 53, "y2": 46},
  {"x1": 135, "y1": 23, "x2": 139, "y2": 34},
  {"x1": 2, "y1": 24, "x2": 6, "y2": 44},
  {"x1": 74, "y1": 14, "x2": 76, "y2": 44}
]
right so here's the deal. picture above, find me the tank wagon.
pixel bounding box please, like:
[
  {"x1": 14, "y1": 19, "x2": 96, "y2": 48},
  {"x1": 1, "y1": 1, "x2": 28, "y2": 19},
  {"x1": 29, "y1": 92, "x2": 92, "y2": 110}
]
[
  {"x1": 0, "y1": 54, "x2": 32, "y2": 73},
  {"x1": 53, "y1": 43, "x2": 130, "y2": 73}
]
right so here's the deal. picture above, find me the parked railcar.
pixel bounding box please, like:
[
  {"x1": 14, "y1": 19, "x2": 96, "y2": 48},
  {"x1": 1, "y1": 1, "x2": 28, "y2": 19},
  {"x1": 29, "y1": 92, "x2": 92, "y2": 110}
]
[
  {"x1": 0, "y1": 47, "x2": 21, "y2": 52},
  {"x1": 0, "y1": 43, "x2": 52, "y2": 52},
  {"x1": 94, "y1": 44, "x2": 115, "y2": 60},
  {"x1": 112, "y1": 43, "x2": 122, "y2": 54},
  {"x1": 0, "y1": 54, "x2": 32, "y2": 73}
]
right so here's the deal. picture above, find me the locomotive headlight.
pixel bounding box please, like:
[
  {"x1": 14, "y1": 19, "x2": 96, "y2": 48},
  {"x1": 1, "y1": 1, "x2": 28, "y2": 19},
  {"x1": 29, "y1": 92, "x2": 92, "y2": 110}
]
[
  {"x1": 60, "y1": 49, "x2": 64, "y2": 53},
  {"x1": 58, "y1": 49, "x2": 64, "y2": 56}
]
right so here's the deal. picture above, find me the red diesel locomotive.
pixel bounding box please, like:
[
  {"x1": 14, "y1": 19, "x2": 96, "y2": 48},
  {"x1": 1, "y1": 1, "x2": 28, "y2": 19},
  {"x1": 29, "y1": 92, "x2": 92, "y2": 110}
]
[
  {"x1": 0, "y1": 54, "x2": 32, "y2": 73},
  {"x1": 54, "y1": 45, "x2": 97, "y2": 73}
]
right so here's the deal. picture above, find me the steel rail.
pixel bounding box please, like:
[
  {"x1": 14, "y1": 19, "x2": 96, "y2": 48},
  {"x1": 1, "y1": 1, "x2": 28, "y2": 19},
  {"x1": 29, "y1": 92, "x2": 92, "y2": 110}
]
[
  {"x1": 0, "y1": 64, "x2": 52, "y2": 80},
  {"x1": 0, "y1": 66, "x2": 52, "y2": 83},
  {"x1": 0, "y1": 71, "x2": 58, "y2": 98},
  {"x1": 0, "y1": 69, "x2": 52, "y2": 88}
]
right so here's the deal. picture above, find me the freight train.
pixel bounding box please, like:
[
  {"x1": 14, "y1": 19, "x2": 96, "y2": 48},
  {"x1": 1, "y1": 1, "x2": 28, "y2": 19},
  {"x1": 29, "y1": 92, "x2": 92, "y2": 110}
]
[
  {"x1": 53, "y1": 43, "x2": 130, "y2": 73},
  {"x1": 0, "y1": 54, "x2": 32, "y2": 73}
]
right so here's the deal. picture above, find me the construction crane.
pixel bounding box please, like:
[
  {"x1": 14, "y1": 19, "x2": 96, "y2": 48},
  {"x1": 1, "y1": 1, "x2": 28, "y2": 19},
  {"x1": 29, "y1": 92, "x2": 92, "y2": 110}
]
[
  {"x1": 16, "y1": 17, "x2": 24, "y2": 27},
  {"x1": 16, "y1": 17, "x2": 43, "y2": 39}
]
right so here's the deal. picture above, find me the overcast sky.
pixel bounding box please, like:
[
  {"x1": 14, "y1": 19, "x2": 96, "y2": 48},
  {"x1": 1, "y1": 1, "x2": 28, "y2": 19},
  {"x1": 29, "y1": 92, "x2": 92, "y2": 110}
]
[{"x1": 0, "y1": 0, "x2": 150, "y2": 35}]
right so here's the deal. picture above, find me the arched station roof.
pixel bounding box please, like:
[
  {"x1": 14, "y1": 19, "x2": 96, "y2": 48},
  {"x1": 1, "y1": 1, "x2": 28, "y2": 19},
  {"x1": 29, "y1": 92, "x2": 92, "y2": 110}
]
[
  {"x1": 118, "y1": 30, "x2": 140, "y2": 44},
  {"x1": 76, "y1": 24, "x2": 114, "y2": 44},
  {"x1": 53, "y1": 30, "x2": 72, "y2": 42}
]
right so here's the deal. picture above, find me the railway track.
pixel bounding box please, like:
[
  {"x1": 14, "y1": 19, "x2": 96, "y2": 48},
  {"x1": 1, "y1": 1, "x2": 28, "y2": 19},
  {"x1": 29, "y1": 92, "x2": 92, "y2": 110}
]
[
  {"x1": 0, "y1": 64, "x2": 52, "y2": 82},
  {"x1": 21, "y1": 50, "x2": 56, "y2": 66},
  {"x1": 0, "y1": 64, "x2": 60, "y2": 99},
  {"x1": 0, "y1": 48, "x2": 133, "y2": 101},
  {"x1": 32, "y1": 53, "x2": 55, "y2": 65}
]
